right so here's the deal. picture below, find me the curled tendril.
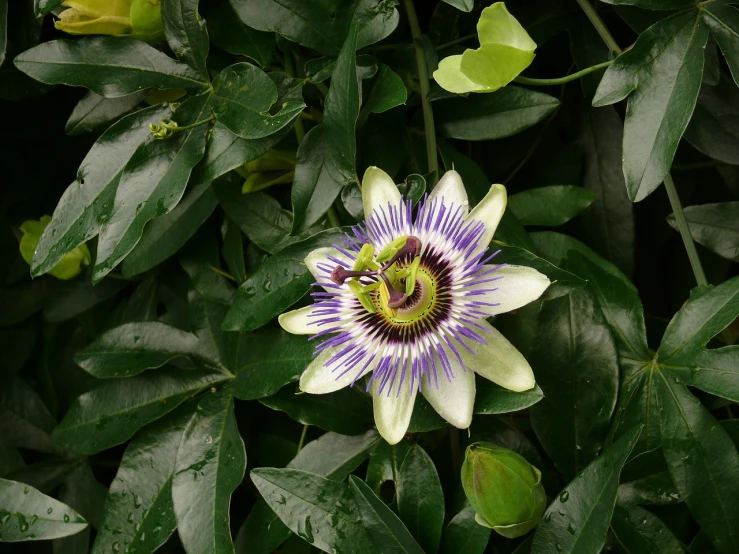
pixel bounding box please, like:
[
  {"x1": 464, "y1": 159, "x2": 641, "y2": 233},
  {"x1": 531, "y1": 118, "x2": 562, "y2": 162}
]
[{"x1": 149, "y1": 119, "x2": 179, "y2": 140}]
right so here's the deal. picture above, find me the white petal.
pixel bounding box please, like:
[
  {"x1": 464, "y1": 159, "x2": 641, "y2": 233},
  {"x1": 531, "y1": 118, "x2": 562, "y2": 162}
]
[
  {"x1": 429, "y1": 170, "x2": 469, "y2": 216},
  {"x1": 278, "y1": 305, "x2": 321, "y2": 335},
  {"x1": 421, "y1": 355, "x2": 475, "y2": 429},
  {"x1": 460, "y1": 319, "x2": 535, "y2": 392},
  {"x1": 467, "y1": 184, "x2": 507, "y2": 258},
  {"x1": 372, "y1": 374, "x2": 417, "y2": 445},
  {"x1": 362, "y1": 166, "x2": 401, "y2": 222},
  {"x1": 299, "y1": 347, "x2": 373, "y2": 394},
  {"x1": 304, "y1": 247, "x2": 352, "y2": 288},
  {"x1": 466, "y1": 265, "x2": 550, "y2": 316}
]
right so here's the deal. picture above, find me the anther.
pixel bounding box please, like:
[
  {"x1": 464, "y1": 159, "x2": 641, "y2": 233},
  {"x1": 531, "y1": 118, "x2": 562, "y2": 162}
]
[
  {"x1": 381, "y1": 236, "x2": 422, "y2": 270},
  {"x1": 331, "y1": 266, "x2": 377, "y2": 285}
]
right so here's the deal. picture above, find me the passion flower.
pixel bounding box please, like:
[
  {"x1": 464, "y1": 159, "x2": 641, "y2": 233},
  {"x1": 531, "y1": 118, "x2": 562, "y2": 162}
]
[{"x1": 278, "y1": 167, "x2": 550, "y2": 444}]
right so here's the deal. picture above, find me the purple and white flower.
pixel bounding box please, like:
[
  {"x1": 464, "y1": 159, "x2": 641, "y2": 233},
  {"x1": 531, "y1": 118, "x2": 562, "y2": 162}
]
[{"x1": 279, "y1": 167, "x2": 550, "y2": 444}]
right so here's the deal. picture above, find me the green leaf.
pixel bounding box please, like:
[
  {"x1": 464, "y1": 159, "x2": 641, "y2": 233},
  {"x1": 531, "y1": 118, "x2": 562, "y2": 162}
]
[
  {"x1": 0, "y1": 477, "x2": 88, "y2": 542},
  {"x1": 237, "y1": 431, "x2": 381, "y2": 554},
  {"x1": 260, "y1": 384, "x2": 373, "y2": 435},
  {"x1": 31, "y1": 104, "x2": 172, "y2": 277},
  {"x1": 53, "y1": 464, "x2": 107, "y2": 554},
  {"x1": 442, "y1": 0, "x2": 474, "y2": 12},
  {"x1": 211, "y1": 63, "x2": 304, "y2": 140},
  {"x1": 508, "y1": 186, "x2": 597, "y2": 227},
  {"x1": 364, "y1": 64, "x2": 407, "y2": 114},
  {"x1": 52, "y1": 367, "x2": 227, "y2": 455},
  {"x1": 34, "y1": 0, "x2": 64, "y2": 17},
  {"x1": 531, "y1": 425, "x2": 642, "y2": 554},
  {"x1": 162, "y1": 0, "x2": 210, "y2": 79},
  {"x1": 251, "y1": 468, "x2": 375, "y2": 553},
  {"x1": 191, "y1": 121, "x2": 291, "y2": 185},
  {"x1": 222, "y1": 228, "x2": 347, "y2": 331},
  {"x1": 14, "y1": 37, "x2": 209, "y2": 97},
  {"x1": 600, "y1": 0, "x2": 694, "y2": 8},
  {"x1": 93, "y1": 93, "x2": 211, "y2": 282},
  {"x1": 214, "y1": 180, "x2": 307, "y2": 254},
  {"x1": 349, "y1": 476, "x2": 426, "y2": 554},
  {"x1": 65, "y1": 90, "x2": 148, "y2": 137},
  {"x1": 0, "y1": 280, "x2": 55, "y2": 328},
  {"x1": 530, "y1": 287, "x2": 620, "y2": 479},
  {"x1": 684, "y1": 77, "x2": 739, "y2": 165},
  {"x1": 74, "y1": 321, "x2": 206, "y2": 378},
  {"x1": 702, "y1": 4, "x2": 739, "y2": 87},
  {"x1": 593, "y1": 10, "x2": 708, "y2": 201},
  {"x1": 578, "y1": 106, "x2": 635, "y2": 276},
  {"x1": 659, "y1": 275, "x2": 739, "y2": 364},
  {"x1": 439, "y1": 505, "x2": 491, "y2": 554},
  {"x1": 222, "y1": 218, "x2": 246, "y2": 282},
  {"x1": 474, "y1": 380, "x2": 544, "y2": 414},
  {"x1": 230, "y1": 330, "x2": 314, "y2": 400},
  {"x1": 0, "y1": 377, "x2": 59, "y2": 454},
  {"x1": 610, "y1": 503, "x2": 689, "y2": 553},
  {"x1": 230, "y1": 0, "x2": 399, "y2": 56},
  {"x1": 658, "y1": 377, "x2": 739, "y2": 554},
  {"x1": 172, "y1": 392, "x2": 246, "y2": 554},
  {"x1": 43, "y1": 278, "x2": 126, "y2": 323},
  {"x1": 291, "y1": 23, "x2": 360, "y2": 234},
  {"x1": 396, "y1": 445, "x2": 445, "y2": 553},
  {"x1": 566, "y1": 250, "x2": 649, "y2": 360},
  {"x1": 492, "y1": 243, "x2": 587, "y2": 300},
  {"x1": 666, "y1": 202, "x2": 739, "y2": 263},
  {"x1": 617, "y1": 472, "x2": 681, "y2": 506},
  {"x1": 435, "y1": 87, "x2": 559, "y2": 141},
  {"x1": 91, "y1": 405, "x2": 196, "y2": 554},
  {"x1": 121, "y1": 180, "x2": 218, "y2": 277},
  {"x1": 206, "y1": 2, "x2": 274, "y2": 67}
]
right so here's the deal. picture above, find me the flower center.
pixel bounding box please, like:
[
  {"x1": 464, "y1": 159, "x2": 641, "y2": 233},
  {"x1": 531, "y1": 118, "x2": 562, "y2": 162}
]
[{"x1": 376, "y1": 268, "x2": 436, "y2": 323}]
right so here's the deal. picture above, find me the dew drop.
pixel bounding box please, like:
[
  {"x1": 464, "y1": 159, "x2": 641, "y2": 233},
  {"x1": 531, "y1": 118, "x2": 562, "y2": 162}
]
[
  {"x1": 63, "y1": 514, "x2": 70, "y2": 523},
  {"x1": 47, "y1": 507, "x2": 53, "y2": 514},
  {"x1": 560, "y1": 490, "x2": 570, "y2": 502},
  {"x1": 112, "y1": 541, "x2": 121, "y2": 552}
]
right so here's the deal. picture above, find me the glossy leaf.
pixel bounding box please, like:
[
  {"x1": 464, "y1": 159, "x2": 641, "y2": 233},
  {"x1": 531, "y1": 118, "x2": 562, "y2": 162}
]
[
  {"x1": 93, "y1": 93, "x2": 211, "y2": 282},
  {"x1": 508, "y1": 186, "x2": 597, "y2": 227},
  {"x1": 162, "y1": 0, "x2": 210, "y2": 79},
  {"x1": 52, "y1": 367, "x2": 227, "y2": 455},
  {"x1": 121, "y1": 180, "x2": 218, "y2": 277},
  {"x1": 231, "y1": 0, "x2": 399, "y2": 56},
  {"x1": 0, "y1": 477, "x2": 88, "y2": 542},
  {"x1": 206, "y1": 2, "x2": 274, "y2": 67},
  {"x1": 31, "y1": 104, "x2": 172, "y2": 277},
  {"x1": 260, "y1": 385, "x2": 373, "y2": 435},
  {"x1": 214, "y1": 180, "x2": 306, "y2": 254},
  {"x1": 222, "y1": 228, "x2": 347, "y2": 331},
  {"x1": 74, "y1": 321, "x2": 206, "y2": 378},
  {"x1": 14, "y1": 37, "x2": 209, "y2": 97},
  {"x1": 667, "y1": 202, "x2": 739, "y2": 263},
  {"x1": 211, "y1": 63, "x2": 304, "y2": 140},
  {"x1": 435, "y1": 87, "x2": 559, "y2": 141},
  {"x1": 702, "y1": 3, "x2": 739, "y2": 87},
  {"x1": 291, "y1": 23, "x2": 360, "y2": 234},
  {"x1": 593, "y1": 10, "x2": 708, "y2": 201},
  {"x1": 610, "y1": 503, "x2": 689, "y2": 554},
  {"x1": 364, "y1": 64, "x2": 407, "y2": 114},
  {"x1": 65, "y1": 90, "x2": 147, "y2": 137},
  {"x1": 531, "y1": 425, "x2": 642, "y2": 554},
  {"x1": 396, "y1": 445, "x2": 444, "y2": 553},
  {"x1": 173, "y1": 392, "x2": 246, "y2": 554},
  {"x1": 474, "y1": 380, "x2": 544, "y2": 414},
  {"x1": 439, "y1": 505, "x2": 491, "y2": 554},
  {"x1": 617, "y1": 472, "x2": 681, "y2": 506},
  {"x1": 530, "y1": 287, "x2": 619, "y2": 478},
  {"x1": 230, "y1": 330, "x2": 315, "y2": 400},
  {"x1": 684, "y1": 78, "x2": 739, "y2": 165},
  {"x1": 658, "y1": 378, "x2": 739, "y2": 554},
  {"x1": 34, "y1": 0, "x2": 64, "y2": 17},
  {"x1": 0, "y1": 377, "x2": 59, "y2": 454},
  {"x1": 91, "y1": 405, "x2": 196, "y2": 554}
]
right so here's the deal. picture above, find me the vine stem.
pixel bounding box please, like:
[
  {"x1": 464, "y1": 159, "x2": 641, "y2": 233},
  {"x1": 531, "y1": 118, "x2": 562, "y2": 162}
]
[
  {"x1": 576, "y1": 0, "x2": 709, "y2": 287},
  {"x1": 297, "y1": 424, "x2": 309, "y2": 453},
  {"x1": 514, "y1": 60, "x2": 613, "y2": 86},
  {"x1": 403, "y1": 0, "x2": 439, "y2": 179},
  {"x1": 663, "y1": 174, "x2": 708, "y2": 286}
]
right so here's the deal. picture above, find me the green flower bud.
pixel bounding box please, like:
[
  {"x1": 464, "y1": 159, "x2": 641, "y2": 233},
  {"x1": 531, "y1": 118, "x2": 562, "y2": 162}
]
[
  {"x1": 19, "y1": 216, "x2": 91, "y2": 280},
  {"x1": 55, "y1": 0, "x2": 164, "y2": 43},
  {"x1": 461, "y1": 442, "x2": 546, "y2": 538},
  {"x1": 236, "y1": 150, "x2": 297, "y2": 194}
]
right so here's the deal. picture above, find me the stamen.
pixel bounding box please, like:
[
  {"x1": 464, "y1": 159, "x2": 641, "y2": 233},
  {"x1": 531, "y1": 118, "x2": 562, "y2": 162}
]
[
  {"x1": 379, "y1": 236, "x2": 423, "y2": 269},
  {"x1": 379, "y1": 272, "x2": 408, "y2": 309},
  {"x1": 331, "y1": 266, "x2": 376, "y2": 285}
]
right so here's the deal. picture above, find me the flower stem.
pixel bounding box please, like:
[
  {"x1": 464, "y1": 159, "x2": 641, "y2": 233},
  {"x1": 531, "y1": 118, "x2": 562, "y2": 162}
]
[
  {"x1": 514, "y1": 60, "x2": 613, "y2": 86},
  {"x1": 663, "y1": 174, "x2": 708, "y2": 287},
  {"x1": 209, "y1": 265, "x2": 237, "y2": 283},
  {"x1": 403, "y1": 0, "x2": 439, "y2": 179},
  {"x1": 327, "y1": 206, "x2": 341, "y2": 228},
  {"x1": 575, "y1": 0, "x2": 622, "y2": 55},
  {"x1": 297, "y1": 424, "x2": 309, "y2": 453}
]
